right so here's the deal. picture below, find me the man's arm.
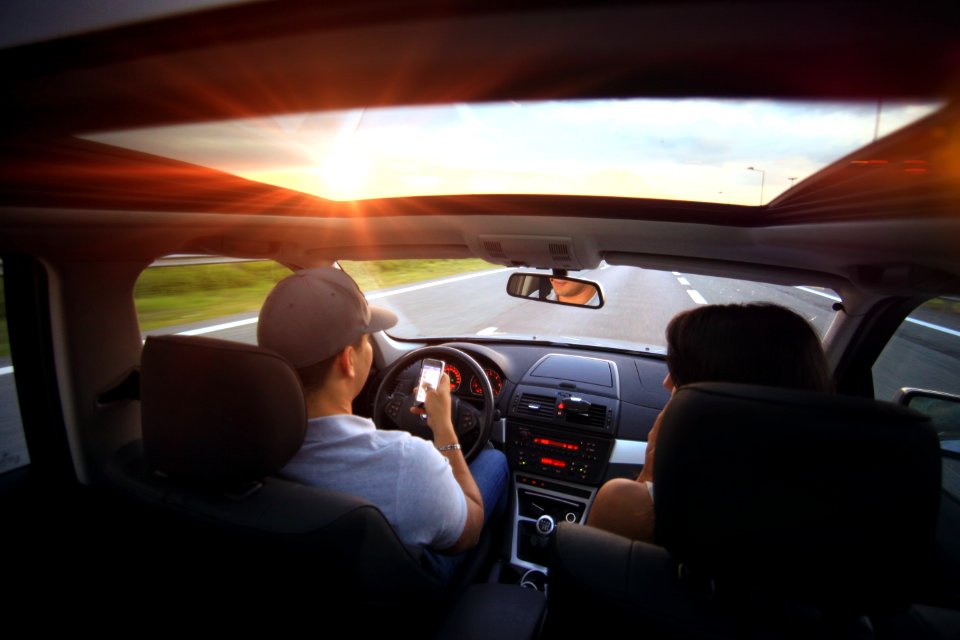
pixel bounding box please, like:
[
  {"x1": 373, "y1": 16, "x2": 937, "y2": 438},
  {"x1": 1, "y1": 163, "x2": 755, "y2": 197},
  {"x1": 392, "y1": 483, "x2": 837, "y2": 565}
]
[{"x1": 413, "y1": 373, "x2": 485, "y2": 553}]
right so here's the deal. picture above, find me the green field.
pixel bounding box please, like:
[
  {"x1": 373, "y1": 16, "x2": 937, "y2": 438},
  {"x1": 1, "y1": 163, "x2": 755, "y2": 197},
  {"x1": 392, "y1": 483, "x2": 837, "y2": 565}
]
[
  {"x1": 0, "y1": 259, "x2": 495, "y2": 357},
  {"x1": 134, "y1": 258, "x2": 496, "y2": 332}
]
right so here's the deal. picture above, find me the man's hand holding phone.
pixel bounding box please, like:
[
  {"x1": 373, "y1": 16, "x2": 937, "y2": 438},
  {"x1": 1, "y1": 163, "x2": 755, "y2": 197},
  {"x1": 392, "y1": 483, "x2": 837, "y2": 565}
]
[
  {"x1": 415, "y1": 358, "x2": 444, "y2": 405},
  {"x1": 410, "y1": 362, "x2": 455, "y2": 441}
]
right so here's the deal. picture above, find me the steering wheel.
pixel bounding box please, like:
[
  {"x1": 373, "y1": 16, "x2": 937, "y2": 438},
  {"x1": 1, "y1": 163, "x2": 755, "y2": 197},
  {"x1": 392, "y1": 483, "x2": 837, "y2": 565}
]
[{"x1": 374, "y1": 346, "x2": 495, "y2": 463}]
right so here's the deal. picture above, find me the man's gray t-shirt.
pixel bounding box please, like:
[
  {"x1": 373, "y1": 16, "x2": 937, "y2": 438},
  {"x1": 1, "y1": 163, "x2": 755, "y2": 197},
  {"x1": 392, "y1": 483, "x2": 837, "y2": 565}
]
[{"x1": 279, "y1": 414, "x2": 467, "y2": 556}]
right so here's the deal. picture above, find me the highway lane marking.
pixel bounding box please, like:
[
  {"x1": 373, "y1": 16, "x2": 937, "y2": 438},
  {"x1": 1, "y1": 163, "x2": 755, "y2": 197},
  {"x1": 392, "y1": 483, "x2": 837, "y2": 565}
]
[
  {"x1": 793, "y1": 286, "x2": 959, "y2": 338},
  {"x1": 164, "y1": 268, "x2": 515, "y2": 339},
  {"x1": 795, "y1": 286, "x2": 841, "y2": 302},
  {"x1": 674, "y1": 272, "x2": 706, "y2": 304},
  {"x1": 4, "y1": 268, "x2": 517, "y2": 377},
  {"x1": 14, "y1": 269, "x2": 960, "y2": 379},
  {"x1": 167, "y1": 282, "x2": 959, "y2": 342},
  {"x1": 178, "y1": 317, "x2": 259, "y2": 336},
  {"x1": 365, "y1": 268, "x2": 513, "y2": 300},
  {"x1": 907, "y1": 318, "x2": 960, "y2": 338}
]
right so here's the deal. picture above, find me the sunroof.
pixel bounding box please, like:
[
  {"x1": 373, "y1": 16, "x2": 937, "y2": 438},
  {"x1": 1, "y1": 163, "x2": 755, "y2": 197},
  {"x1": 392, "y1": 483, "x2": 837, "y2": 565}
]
[{"x1": 83, "y1": 99, "x2": 941, "y2": 205}]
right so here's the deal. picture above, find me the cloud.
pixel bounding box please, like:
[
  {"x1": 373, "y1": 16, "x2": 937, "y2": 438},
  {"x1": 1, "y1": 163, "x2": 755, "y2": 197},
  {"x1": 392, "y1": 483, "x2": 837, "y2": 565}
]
[{"x1": 84, "y1": 98, "x2": 942, "y2": 204}]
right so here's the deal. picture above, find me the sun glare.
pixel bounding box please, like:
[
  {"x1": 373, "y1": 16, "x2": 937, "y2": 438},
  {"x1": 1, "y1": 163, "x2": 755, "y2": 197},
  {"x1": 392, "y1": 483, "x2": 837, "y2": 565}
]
[{"x1": 82, "y1": 99, "x2": 942, "y2": 205}]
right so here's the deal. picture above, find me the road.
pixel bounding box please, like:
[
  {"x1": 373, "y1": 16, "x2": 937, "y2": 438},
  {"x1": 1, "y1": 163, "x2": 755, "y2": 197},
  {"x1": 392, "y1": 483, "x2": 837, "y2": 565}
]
[{"x1": 2, "y1": 265, "x2": 958, "y2": 473}]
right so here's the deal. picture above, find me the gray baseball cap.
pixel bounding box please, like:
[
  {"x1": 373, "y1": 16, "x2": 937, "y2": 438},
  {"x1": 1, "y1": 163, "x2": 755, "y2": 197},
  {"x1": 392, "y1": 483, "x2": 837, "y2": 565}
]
[{"x1": 257, "y1": 267, "x2": 398, "y2": 368}]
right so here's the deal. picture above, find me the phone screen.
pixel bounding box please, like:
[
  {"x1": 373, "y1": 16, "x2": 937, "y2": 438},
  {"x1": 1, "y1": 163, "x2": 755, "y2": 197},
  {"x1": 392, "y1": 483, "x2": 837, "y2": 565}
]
[{"x1": 416, "y1": 359, "x2": 445, "y2": 404}]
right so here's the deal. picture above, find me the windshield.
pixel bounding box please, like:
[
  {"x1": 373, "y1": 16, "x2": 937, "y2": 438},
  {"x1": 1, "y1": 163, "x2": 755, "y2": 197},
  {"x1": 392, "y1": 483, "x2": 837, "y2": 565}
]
[
  {"x1": 340, "y1": 260, "x2": 837, "y2": 353},
  {"x1": 83, "y1": 98, "x2": 940, "y2": 205}
]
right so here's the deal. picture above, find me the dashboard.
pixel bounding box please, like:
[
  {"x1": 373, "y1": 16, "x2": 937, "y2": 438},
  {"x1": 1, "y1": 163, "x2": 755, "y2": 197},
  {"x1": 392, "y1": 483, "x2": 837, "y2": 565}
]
[
  {"x1": 375, "y1": 339, "x2": 672, "y2": 574},
  {"x1": 442, "y1": 358, "x2": 504, "y2": 398}
]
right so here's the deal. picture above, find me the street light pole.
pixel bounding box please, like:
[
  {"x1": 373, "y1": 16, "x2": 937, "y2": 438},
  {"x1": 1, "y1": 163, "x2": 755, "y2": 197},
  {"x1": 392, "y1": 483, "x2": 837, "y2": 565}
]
[{"x1": 747, "y1": 166, "x2": 765, "y2": 205}]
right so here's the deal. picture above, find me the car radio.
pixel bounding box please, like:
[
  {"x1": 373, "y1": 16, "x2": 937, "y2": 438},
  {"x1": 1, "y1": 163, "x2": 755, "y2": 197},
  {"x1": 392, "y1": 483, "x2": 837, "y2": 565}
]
[{"x1": 507, "y1": 424, "x2": 612, "y2": 484}]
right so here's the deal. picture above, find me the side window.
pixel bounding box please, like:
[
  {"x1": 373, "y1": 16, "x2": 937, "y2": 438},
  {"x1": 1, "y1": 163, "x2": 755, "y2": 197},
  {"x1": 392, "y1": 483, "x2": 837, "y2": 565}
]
[
  {"x1": 134, "y1": 256, "x2": 290, "y2": 343},
  {"x1": 872, "y1": 296, "x2": 960, "y2": 401},
  {"x1": 874, "y1": 297, "x2": 960, "y2": 504},
  {"x1": 0, "y1": 261, "x2": 30, "y2": 474}
]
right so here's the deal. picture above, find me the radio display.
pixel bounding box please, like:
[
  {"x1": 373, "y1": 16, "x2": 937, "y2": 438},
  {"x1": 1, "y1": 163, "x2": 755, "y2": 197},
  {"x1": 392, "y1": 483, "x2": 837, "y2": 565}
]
[
  {"x1": 540, "y1": 457, "x2": 567, "y2": 468},
  {"x1": 534, "y1": 437, "x2": 579, "y2": 452}
]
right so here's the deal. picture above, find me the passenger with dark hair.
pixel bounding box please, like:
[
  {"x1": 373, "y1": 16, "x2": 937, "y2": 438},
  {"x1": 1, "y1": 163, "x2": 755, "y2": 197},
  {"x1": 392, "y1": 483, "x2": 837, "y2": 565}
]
[
  {"x1": 586, "y1": 302, "x2": 831, "y2": 542},
  {"x1": 664, "y1": 302, "x2": 832, "y2": 394}
]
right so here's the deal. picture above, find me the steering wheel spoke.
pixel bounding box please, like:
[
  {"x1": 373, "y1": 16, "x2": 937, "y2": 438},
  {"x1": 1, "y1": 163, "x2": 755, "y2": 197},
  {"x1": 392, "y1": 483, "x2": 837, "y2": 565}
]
[
  {"x1": 455, "y1": 400, "x2": 482, "y2": 436},
  {"x1": 383, "y1": 392, "x2": 407, "y2": 426}
]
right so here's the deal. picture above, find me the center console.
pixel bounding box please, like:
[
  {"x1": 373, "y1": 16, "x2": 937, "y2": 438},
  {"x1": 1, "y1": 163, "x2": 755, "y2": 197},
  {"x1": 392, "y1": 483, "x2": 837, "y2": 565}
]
[{"x1": 505, "y1": 354, "x2": 620, "y2": 572}]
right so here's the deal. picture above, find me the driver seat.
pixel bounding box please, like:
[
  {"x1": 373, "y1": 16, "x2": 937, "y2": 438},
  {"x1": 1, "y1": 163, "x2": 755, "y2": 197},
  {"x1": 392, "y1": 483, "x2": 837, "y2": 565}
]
[{"x1": 106, "y1": 334, "x2": 446, "y2": 623}]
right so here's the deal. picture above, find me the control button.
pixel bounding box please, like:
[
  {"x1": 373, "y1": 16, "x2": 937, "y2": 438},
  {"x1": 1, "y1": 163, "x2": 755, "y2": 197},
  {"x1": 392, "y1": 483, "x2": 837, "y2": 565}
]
[{"x1": 565, "y1": 512, "x2": 578, "y2": 523}]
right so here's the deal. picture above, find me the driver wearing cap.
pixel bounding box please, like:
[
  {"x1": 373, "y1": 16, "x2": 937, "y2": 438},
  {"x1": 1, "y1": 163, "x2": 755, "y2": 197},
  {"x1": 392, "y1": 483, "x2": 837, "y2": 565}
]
[{"x1": 258, "y1": 267, "x2": 508, "y2": 583}]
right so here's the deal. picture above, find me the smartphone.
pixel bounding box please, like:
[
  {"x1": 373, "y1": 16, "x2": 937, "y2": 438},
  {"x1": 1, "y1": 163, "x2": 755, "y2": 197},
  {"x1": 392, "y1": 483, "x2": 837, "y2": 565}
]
[{"x1": 415, "y1": 358, "x2": 445, "y2": 405}]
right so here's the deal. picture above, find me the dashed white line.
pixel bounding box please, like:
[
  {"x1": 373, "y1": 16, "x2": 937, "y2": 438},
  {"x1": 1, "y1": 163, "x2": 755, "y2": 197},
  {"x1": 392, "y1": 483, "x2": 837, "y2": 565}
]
[
  {"x1": 672, "y1": 271, "x2": 681, "y2": 276},
  {"x1": 677, "y1": 277, "x2": 690, "y2": 286},
  {"x1": 8, "y1": 270, "x2": 957, "y2": 380}
]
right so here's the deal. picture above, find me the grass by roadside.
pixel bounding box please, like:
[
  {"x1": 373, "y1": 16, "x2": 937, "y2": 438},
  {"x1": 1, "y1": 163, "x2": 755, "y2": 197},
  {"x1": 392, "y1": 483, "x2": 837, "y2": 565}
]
[
  {"x1": 338, "y1": 259, "x2": 495, "y2": 292},
  {"x1": 135, "y1": 261, "x2": 291, "y2": 331},
  {"x1": 0, "y1": 259, "x2": 496, "y2": 356},
  {"x1": 135, "y1": 258, "x2": 496, "y2": 333},
  {"x1": 921, "y1": 297, "x2": 960, "y2": 314}
]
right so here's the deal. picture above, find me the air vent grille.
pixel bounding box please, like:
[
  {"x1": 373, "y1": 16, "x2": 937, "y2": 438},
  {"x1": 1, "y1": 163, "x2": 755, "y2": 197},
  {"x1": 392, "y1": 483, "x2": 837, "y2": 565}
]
[
  {"x1": 514, "y1": 392, "x2": 556, "y2": 418},
  {"x1": 483, "y1": 241, "x2": 506, "y2": 259},
  {"x1": 565, "y1": 404, "x2": 608, "y2": 429},
  {"x1": 549, "y1": 242, "x2": 571, "y2": 261}
]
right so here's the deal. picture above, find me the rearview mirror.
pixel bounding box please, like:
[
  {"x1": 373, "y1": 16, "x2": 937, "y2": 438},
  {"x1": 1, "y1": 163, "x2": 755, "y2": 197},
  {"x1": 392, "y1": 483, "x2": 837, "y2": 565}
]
[{"x1": 506, "y1": 273, "x2": 604, "y2": 309}]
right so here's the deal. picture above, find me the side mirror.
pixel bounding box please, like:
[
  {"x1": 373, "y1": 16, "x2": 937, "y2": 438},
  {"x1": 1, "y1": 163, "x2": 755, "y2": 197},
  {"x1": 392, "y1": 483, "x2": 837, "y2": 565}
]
[
  {"x1": 896, "y1": 388, "x2": 960, "y2": 452},
  {"x1": 506, "y1": 273, "x2": 604, "y2": 309}
]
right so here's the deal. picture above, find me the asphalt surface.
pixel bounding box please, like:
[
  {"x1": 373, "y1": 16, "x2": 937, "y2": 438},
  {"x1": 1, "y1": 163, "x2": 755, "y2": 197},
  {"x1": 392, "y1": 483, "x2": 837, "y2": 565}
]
[{"x1": 1, "y1": 265, "x2": 958, "y2": 474}]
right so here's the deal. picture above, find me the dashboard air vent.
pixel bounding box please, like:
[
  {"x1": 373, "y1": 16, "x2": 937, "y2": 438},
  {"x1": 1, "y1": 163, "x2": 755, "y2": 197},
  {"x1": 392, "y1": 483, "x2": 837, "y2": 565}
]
[
  {"x1": 514, "y1": 392, "x2": 556, "y2": 418},
  {"x1": 565, "y1": 403, "x2": 609, "y2": 429}
]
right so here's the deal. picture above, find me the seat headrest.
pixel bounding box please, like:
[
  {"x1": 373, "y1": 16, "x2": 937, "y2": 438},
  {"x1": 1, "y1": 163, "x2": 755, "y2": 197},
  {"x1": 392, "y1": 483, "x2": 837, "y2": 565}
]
[
  {"x1": 140, "y1": 335, "x2": 306, "y2": 489},
  {"x1": 654, "y1": 382, "x2": 940, "y2": 612}
]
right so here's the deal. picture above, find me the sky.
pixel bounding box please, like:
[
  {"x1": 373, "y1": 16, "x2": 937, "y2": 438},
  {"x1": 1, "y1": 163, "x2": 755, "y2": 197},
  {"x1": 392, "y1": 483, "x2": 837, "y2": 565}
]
[{"x1": 85, "y1": 98, "x2": 942, "y2": 205}]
